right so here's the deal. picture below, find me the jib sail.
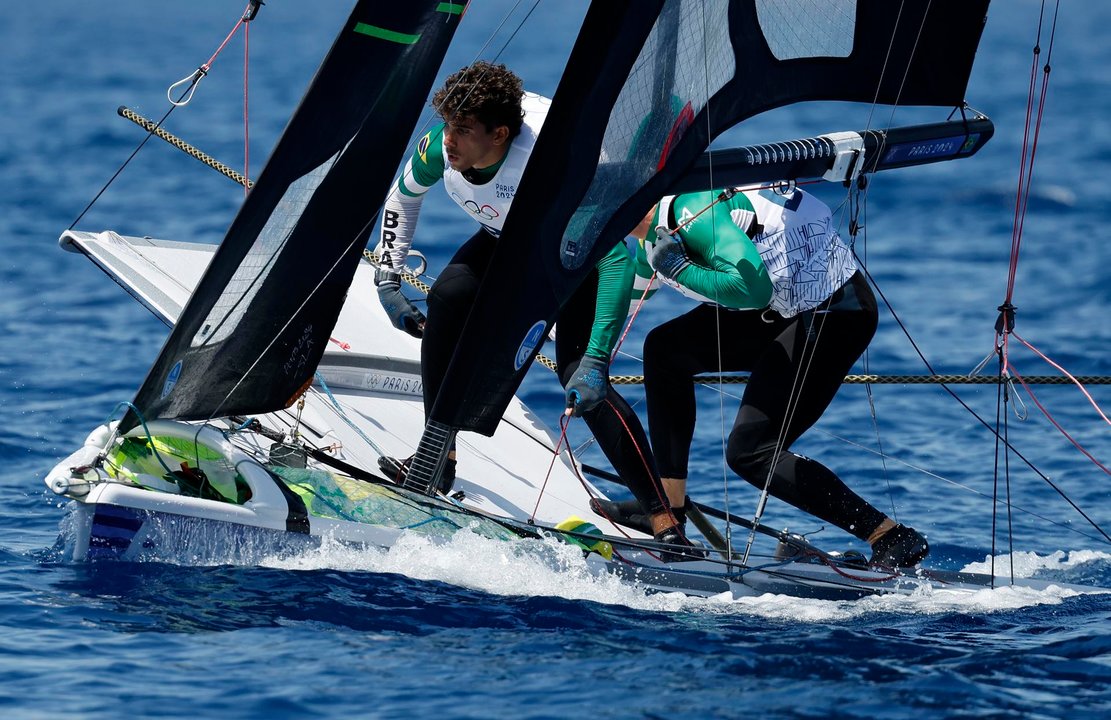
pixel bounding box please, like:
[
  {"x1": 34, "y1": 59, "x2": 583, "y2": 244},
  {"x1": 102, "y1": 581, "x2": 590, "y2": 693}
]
[{"x1": 122, "y1": 1, "x2": 468, "y2": 432}]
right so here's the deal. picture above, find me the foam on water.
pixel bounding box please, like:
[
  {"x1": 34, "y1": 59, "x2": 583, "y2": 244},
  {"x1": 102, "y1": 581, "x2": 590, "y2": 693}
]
[
  {"x1": 962, "y1": 548, "x2": 1111, "y2": 576},
  {"x1": 264, "y1": 527, "x2": 693, "y2": 614},
  {"x1": 256, "y1": 524, "x2": 1107, "y2": 621}
]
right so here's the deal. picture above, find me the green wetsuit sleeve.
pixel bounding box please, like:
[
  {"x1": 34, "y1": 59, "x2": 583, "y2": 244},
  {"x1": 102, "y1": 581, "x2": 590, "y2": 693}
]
[
  {"x1": 585, "y1": 242, "x2": 635, "y2": 361},
  {"x1": 398, "y1": 124, "x2": 446, "y2": 195},
  {"x1": 674, "y1": 194, "x2": 772, "y2": 309}
]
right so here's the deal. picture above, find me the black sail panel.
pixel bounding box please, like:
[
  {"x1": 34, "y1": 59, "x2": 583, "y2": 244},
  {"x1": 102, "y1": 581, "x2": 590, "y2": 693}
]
[
  {"x1": 124, "y1": 1, "x2": 467, "y2": 431},
  {"x1": 428, "y1": 0, "x2": 665, "y2": 433},
  {"x1": 430, "y1": 0, "x2": 990, "y2": 435}
]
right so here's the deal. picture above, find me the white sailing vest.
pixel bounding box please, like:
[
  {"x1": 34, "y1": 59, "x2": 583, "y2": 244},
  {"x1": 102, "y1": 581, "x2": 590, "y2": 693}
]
[
  {"x1": 646, "y1": 188, "x2": 856, "y2": 317},
  {"x1": 742, "y1": 188, "x2": 857, "y2": 318},
  {"x1": 442, "y1": 92, "x2": 550, "y2": 235}
]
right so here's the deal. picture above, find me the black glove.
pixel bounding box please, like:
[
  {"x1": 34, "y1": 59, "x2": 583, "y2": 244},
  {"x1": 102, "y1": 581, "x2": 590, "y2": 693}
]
[
  {"x1": 565, "y1": 355, "x2": 609, "y2": 417},
  {"x1": 375, "y1": 268, "x2": 425, "y2": 338},
  {"x1": 647, "y1": 227, "x2": 691, "y2": 280}
]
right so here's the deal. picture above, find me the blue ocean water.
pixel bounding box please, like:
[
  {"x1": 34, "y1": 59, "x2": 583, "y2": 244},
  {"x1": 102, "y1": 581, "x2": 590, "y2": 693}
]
[{"x1": 2, "y1": 1, "x2": 1110, "y2": 718}]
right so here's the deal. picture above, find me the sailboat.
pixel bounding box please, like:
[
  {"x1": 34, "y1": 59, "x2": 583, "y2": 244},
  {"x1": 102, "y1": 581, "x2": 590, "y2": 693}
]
[{"x1": 45, "y1": 0, "x2": 1109, "y2": 600}]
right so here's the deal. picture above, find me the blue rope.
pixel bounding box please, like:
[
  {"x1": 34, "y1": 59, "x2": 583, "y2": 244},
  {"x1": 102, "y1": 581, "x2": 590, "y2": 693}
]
[{"x1": 313, "y1": 371, "x2": 387, "y2": 456}]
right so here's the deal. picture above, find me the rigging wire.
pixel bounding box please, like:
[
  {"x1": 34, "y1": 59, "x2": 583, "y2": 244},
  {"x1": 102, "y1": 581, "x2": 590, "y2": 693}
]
[
  {"x1": 694, "y1": 0, "x2": 736, "y2": 564},
  {"x1": 840, "y1": 0, "x2": 931, "y2": 529},
  {"x1": 982, "y1": 0, "x2": 1111, "y2": 555},
  {"x1": 991, "y1": 0, "x2": 1105, "y2": 469},
  {"x1": 856, "y1": 260, "x2": 1111, "y2": 544},
  {"x1": 844, "y1": 1, "x2": 1106, "y2": 553},
  {"x1": 840, "y1": 182, "x2": 899, "y2": 523},
  {"x1": 68, "y1": 2, "x2": 259, "y2": 229},
  {"x1": 242, "y1": 4, "x2": 254, "y2": 196}
]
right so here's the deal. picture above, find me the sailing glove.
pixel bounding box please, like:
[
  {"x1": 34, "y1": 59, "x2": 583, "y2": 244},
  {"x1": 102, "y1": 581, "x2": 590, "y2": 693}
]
[
  {"x1": 565, "y1": 355, "x2": 609, "y2": 417},
  {"x1": 646, "y1": 227, "x2": 690, "y2": 280},
  {"x1": 375, "y1": 268, "x2": 426, "y2": 338}
]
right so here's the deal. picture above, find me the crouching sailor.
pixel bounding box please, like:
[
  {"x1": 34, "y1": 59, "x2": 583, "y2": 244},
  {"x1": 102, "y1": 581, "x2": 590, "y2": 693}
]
[{"x1": 594, "y1": 186, "x2": 929, "y2": 568}]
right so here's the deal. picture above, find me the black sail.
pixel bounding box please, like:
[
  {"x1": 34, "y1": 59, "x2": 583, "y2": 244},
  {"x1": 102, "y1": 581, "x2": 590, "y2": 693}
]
[
  {"x1": 123, "y1": 1, "x2": 467, "y2": 432},
  {"x1": 430, "y1": 0, "x2": 991, "y2": 435}
]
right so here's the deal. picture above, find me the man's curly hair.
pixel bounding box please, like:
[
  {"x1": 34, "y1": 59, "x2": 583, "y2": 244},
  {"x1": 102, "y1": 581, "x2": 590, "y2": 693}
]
[{"x1": 432, "y1": 61, "x2": 525, "y2": 138}]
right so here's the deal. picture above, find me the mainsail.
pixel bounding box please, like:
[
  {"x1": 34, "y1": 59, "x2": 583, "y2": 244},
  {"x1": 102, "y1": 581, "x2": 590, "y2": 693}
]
[
  {"x1": 430, "y1": 0, "x2": 990, "y2": 436},
  {"x1": 122, "y1": 1, "x2": 467, "y2": 432}
]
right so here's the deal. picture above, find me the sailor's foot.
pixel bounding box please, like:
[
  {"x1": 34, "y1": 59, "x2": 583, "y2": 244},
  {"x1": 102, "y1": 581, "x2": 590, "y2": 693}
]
[
  {"x1": 377, "y1": 455, "x2": 456, "y2": 494},
  {"x1": 589, "y1": 496, "x2": 689, "y2": 536},
  {"x1": 869, "y1": 524, "x2": 929, "y2": 568},
  {"x1": 653, "y1": 525, "x2": 707, "y2": 564}
]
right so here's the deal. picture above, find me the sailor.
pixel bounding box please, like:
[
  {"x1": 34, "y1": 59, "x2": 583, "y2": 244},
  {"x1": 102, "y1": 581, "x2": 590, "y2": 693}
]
[
  {"x1": 594, "y1": 186, "x2": 930, "y2": 568},
  {"x1": 371, "y1": 62, "x2": 698, "y2": 557}
]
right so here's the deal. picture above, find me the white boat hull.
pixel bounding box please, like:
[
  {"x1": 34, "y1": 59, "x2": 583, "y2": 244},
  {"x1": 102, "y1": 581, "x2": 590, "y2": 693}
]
[{"x1": 46, "y1": 231, "x2": 1108, "y2": 601}]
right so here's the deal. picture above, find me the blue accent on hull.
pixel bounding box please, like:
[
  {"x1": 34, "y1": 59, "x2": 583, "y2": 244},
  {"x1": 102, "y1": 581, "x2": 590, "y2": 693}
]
[{"x1": 88, "y1": 505, "x2": 146, "y2": 560}]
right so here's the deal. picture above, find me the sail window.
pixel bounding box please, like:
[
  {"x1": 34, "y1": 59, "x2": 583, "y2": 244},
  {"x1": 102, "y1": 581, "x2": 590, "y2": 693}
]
[{"x1": 755, "y1": 0, "x2": 856, "y2": 60}]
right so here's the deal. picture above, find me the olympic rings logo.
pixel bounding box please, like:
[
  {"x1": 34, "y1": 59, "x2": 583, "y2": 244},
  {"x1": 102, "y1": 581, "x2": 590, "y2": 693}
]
[{"x1": 451, "y1": 192, "x2": 500, "y2": 220}]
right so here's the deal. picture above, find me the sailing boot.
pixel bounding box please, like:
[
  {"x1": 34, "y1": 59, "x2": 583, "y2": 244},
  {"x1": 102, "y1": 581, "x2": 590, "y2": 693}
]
[
  {"x1": 869, "y1": 524, "x2": 929, "y2": 568},
  {"x1": 653, "y1": 524, "x2": 708, "y2": 564},
  {"x1": 378, "y1": 455, "x2": 457, "y2": 494},
  {"x1": 589, "y1": 497, "x2": 689, "y2": 536}
]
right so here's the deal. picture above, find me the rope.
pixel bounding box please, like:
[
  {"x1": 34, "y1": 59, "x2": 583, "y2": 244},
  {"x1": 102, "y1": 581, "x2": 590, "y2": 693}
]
[
  {"x1": 70, "y1": 3, "x2": 260, "y2": 229},
  {"x1": 605, "y1": 374, "x2": 1111, "y2": 386},
  {"x1": 242, "y1": 6, "x2": 253, "y2": 196},
  {"x1": 529, "y1": 412, "x2": 571, "y2": 523},
  {"x1": 362, "y1": 247, "x2": 559, "y2": 373},
  {"x1": 118, "y1": 107, "x2": 253, "y2": 188}
]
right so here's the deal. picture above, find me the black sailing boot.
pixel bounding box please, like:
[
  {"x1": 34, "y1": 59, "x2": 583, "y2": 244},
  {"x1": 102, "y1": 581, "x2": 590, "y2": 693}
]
[
  {"x1": 653, "y1": 524, "x2": 707, "y2": 564},
  {"x1": 869, "y1": 524, "x2": 929, "y2": 568},
  {"x1": 589, "y1": 496, "x2": 690, "y2": 536}
]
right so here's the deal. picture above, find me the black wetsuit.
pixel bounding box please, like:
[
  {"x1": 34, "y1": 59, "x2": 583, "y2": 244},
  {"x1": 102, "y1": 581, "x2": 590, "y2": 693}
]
[
  {"x1": 643, "y1": 271, "x2": 885, "y2": 540},
  {"x1": 637, "y1": 188, "x2": 887, "y2": 542}
]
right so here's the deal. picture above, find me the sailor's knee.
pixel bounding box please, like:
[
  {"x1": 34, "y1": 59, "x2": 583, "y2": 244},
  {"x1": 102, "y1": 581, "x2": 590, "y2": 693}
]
[
  {"x1": 427, "y1": 266, "x2": 479, "y2": 315},
  {"x1": 725, "y1": 431, "x2": 767, "y2": 483}
]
